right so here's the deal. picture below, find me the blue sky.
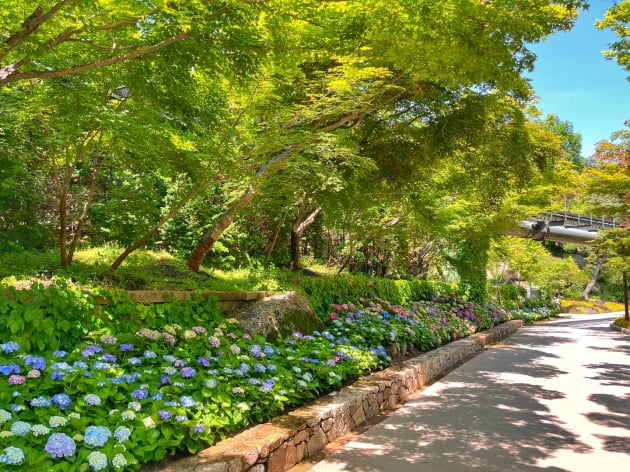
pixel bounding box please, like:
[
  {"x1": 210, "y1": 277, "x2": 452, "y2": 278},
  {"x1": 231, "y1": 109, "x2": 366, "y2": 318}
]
[{"x1": 527, "y1": 1, "x2": 630, "y2": 158}]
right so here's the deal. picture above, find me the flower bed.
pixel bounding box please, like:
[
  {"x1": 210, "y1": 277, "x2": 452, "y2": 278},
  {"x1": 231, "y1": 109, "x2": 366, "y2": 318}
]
[{"x1": 0, "y1": 294, "x2": 553, "y2": 471}]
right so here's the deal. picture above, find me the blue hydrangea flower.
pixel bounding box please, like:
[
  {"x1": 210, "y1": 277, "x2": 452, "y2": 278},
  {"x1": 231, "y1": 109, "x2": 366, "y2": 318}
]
[
  {"x1": 151, "y1": 393, "x2": 163, "y2": 401},
  {"x1": 144, "y1": 350, "x2": 157, "y2": 359},
  {"x1": 93, "y1": 361, "x2": 110, "y2": 370},
  {"x1": 84, "y1": 394, "x2": 101, "y2": 406},
  {"x1": 0, "y1": 363, "x2": 20, "y2": 375},
  {"x1": 10, "y1": 421, "x2": 31, "y2": 436},
  {"x1": 1, "y1": 341, "x2": 20, "y2": 354},
  {"x1": 267, "y1": 363, "x2": 277, "y2": 371},
  {"x1": 254, "y1": 363, "x2": 266, "y2": 373},
  {"x1": 24, "y1": 355, "x2": 46, "y2": 370},
  {"x1": 263, "y1": 345, "x2": 275, "y2": 356},
  {"x1": 73, "y1": 360, "x2": 89, "y2": 370},
  {"x1": 0, "y1": 446, "x2": 25, "y2": 465},
  {"x1": 160, "y1": 375, "x2": 170, "y2": 385},
  {"x1": 175, "y1": 415, "x2": 188, "y2": 422},
  {"x1": 114, "y1": 426, "x2": 131, "y2": 442},
  {"x1": 87, "y1": 451, "x2": 108, "y2": 471},
  {"x1": 45, "y1": 432, "x2": 76, "y2": 458},
  {"x1": 84, "y1": 425, "x2": 111, "y2": 447},
  {"x1": 248, "y1": 378, "x2": 261, "y2": 385},
  {"x1": 120, "y1": 344, "x2": 134, "y2": 352},
  {"x1": 30, "y1": 396, "x2": 52, "y2": 408},
  {"x1": 52, "y1": 350, "x2": 67, "y2": 357},
  {"x1": 102, "y1": 354, "x2": 117, "y2": 363},
  {"x1": 197, "y1": 357, "x2": 210, "y2": 367},
  {"x1": 52, "y1": 393, "x2": 72, "y2": 410},
  {"x1": 179, "y1": 396, "x2": 195, "y2": 408},
  {"x1": 128, "y1": 357, "x2": 142, "y2": 365}
]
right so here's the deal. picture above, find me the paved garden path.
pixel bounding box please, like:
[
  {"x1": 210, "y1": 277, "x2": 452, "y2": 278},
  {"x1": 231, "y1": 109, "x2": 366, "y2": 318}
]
[{"x1": 301, "y1": 313, "x2": 630, "y2": 471}]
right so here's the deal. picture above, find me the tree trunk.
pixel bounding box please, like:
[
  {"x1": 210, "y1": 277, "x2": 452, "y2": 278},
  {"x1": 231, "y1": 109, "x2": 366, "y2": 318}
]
[
  {"x1": 289, "y1": 207, "x2": 321, "y2": 271},
  {"x1": 187, "y1": 147, "x2": 297, "y2": 272},
  {"x1": 582, "y1": 257, "x2": 604, "y2": 300},
  {"x1": 623, "y1": 270, "x2": 629, "y2": 322},
  {"x1": 264, "y1": 211, "x2": 288, "y2": 268}
]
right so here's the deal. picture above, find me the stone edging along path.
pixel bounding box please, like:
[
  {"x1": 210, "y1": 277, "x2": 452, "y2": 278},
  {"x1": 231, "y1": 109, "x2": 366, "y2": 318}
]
[
  {"x1": 150, "y1": 320, "x2": 524, "y2": 472},
  {"x1": 610, "y1": 321, "x2": 630, "y2": 334}
]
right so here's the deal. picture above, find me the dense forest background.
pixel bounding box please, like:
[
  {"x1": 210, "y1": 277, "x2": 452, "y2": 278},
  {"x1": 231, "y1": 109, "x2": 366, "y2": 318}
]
[{"x1": 1, "y1": 0, "x2": 628, "y2": 303}]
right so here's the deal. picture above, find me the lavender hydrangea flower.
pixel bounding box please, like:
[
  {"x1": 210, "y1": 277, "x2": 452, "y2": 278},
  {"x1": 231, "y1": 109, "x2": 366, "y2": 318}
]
[
  {"x1": 102, "y1": 354, "x2": 117, "y2": 363},
  {"x1": 100, "y1": 334, "x2": 117, "y2": 345},
  {"x1": 160, "y1": 375, "x2": 170, "y2": 385},
  {"x1": 175, "y1": 415, "x2": 188, "y2": 422},
  {"x1": 197, "y1": 357, "x2": 210, "y2": 367},
  {"x1": 250, "y1": 344, "x2": 262, "y2": 358},
  {"x1": 254, "y1": 363, "x2": 266, "y2": 373},
  {"x1": 87, "y1": 451, "x2": 108, "y2": 471},
  {"x1": 120, "y1": 343, "x2": 134, "y2": 352},
  {"x1": 84, "y1": 425, "x2": 111, "y2": 447},
  {"x1": 159, "y1": 410, "x2": 172, "y2": 420},
  {"x1": 190, "y1": 424, "x2": 205, "y2": 433},
  {"x1": 45, "y1": 432, "x2": 76, "y2": 458}
]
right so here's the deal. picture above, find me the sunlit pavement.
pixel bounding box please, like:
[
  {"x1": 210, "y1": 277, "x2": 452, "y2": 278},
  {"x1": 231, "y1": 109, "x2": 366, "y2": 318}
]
[{"x1": 303, "y1": 313, "x2": 630, "y2": 472}]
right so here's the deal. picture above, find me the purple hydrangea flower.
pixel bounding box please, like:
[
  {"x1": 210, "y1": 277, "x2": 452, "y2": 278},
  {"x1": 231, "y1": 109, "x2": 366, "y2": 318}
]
[
  {"x1": 197, "y1": 357, "x2": 210, "y2": 367},
  {"x1": 102, "y1": 354, "x2": 117, "y2": 363},
  {"x1": 120, "y1": 344, "x2": 134, "y2": 352},
  {"x1": 45, "y1": 433, "x2": 76, "y2": 458},
  {"x1": 132, "y1": 389, "x2": 148, "y2": 400},
  {"x1": 190, "y1": 424, "x2": 205, "y2": 433},
  {"x1": 173, "y1": 359, "x2": 186, "y2": 368},
  {"x1": 8, "y1": 375, "x2": 25, "y2": 385},
  {"x1": 250, "y1": 344, "x2": 262, "y2": 358},
  {"x1": 181, "y1": 367, "x2": 196, "y2": 378},
  {"x1": 254, "y1": 363, "x2": 266, "y2": 373},
  {"x1": 160, "y1": 376, "x2": 170, "y2": 385},
  {"x1": 159, "y1": 410, "x2": 172, "y2": 420}
]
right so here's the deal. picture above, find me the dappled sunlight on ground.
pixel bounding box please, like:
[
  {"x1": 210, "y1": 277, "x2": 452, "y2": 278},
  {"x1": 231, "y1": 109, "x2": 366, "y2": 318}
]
[{"x1": 306, "y1": 314, "x2": 630, "y2": 472}]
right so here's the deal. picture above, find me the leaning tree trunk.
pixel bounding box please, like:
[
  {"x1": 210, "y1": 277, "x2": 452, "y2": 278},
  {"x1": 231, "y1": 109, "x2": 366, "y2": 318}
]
[
  {"x1": 187, "y1": 147, "x2": 297, "y2": 272},
  {"x1": 289, "y1": 207, "x2": 322, "y2": 270},
  {"x1": 582, "y1": 257, "x2": 604, "y2": 300}
]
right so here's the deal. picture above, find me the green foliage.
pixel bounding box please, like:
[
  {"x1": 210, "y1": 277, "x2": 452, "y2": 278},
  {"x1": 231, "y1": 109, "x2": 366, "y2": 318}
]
[
  {"x1": 0, "y1": 281, "x2": 222, "y2": 353},
  {"x1": 292, "y1": 273, "x2": 458, "y2": 316}
]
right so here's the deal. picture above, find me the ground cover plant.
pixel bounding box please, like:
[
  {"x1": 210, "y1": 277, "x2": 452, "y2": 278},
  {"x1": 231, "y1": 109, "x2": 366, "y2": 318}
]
[{"x1": 0, "y1": 283, "x2": 556, "y2": 471}]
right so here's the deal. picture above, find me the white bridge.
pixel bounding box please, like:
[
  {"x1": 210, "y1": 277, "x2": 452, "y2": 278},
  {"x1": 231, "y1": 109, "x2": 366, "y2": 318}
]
[{"x1": 508, "y1": 212, "x2": 622, "y2": 244}]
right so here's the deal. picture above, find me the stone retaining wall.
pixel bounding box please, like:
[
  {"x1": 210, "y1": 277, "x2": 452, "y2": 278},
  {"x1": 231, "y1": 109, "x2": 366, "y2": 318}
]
[{"x1": 149, "y1": 320, "x2": 524, "y2": 472}]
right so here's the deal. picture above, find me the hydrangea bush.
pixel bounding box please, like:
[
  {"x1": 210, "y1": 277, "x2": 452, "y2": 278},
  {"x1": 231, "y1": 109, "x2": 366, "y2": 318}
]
[{"x1": 0, "y1": 295, "x2": 553, "y2": 471}]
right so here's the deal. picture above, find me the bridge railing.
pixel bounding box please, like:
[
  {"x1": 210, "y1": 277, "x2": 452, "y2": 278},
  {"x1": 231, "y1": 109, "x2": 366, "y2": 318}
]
[{"x1": 540, "y1": 212, "x2": 621, "y2": 230}]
